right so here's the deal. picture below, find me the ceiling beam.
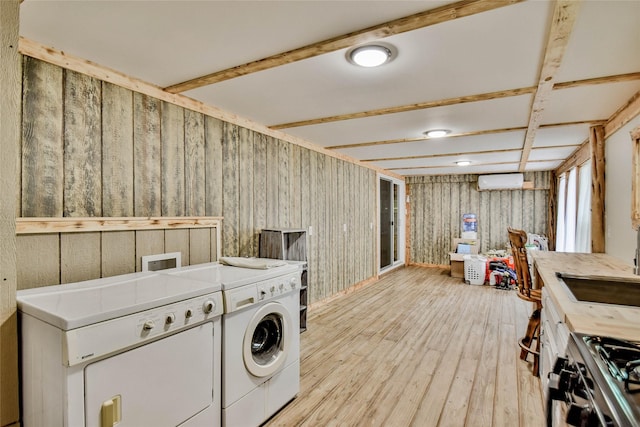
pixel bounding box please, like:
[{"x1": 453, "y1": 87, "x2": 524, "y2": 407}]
[
  {"x1": 518, "y1": 0, "x2": 582, "y2": 172},
  {"x1": 393, "y1": 158, "x2": 565, "y2": 171},
  {"x1": 271, "y1": 71, "x2": 635, "y2": 130},
  {"x1": 325, "y1": 120, "x2": 604, "y2": 150},
  {"x1": 163, "y1": 0, "x2": 523, "y2": 94},
  {"x1": 361, "y1": 144, "x2": 578, "y2": 162},
  {"x1": 553, "y1": 71, "x2": 640, "y2": 90},
  {"x1": 271, "y1": 87, "x2": 536, "y2": 130}
]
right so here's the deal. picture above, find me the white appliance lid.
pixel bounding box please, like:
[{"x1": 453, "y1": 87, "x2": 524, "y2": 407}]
[
  {"x1": 166, "y1": 262, "x2": 301, "y2": 290},
  {"x1": 17, "y1": 272, "x2": 222, "y2": 330}
]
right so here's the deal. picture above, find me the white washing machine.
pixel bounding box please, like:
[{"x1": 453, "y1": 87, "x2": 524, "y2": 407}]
[
  {"x1": 163, "y1": 261, "x2": 302, "y2": 427},
  {"x1": 17, "y1": 271, "x2": 223, "y2": 427}
]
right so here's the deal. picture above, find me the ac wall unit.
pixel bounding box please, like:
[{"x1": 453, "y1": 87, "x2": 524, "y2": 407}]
[{"x1": 477, "y1": 173, "x2": 524, "y2": 191}]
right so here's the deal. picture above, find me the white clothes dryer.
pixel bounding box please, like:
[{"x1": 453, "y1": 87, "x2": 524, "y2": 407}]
[
  {"x1": 17, "y1": 271, "x2": 224, "y2": 427},
  {"x1": 164, "y1": 262, "x2": 302, "y2": 427}
]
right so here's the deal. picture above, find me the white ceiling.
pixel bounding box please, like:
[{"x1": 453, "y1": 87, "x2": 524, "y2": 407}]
[{"x1": 19, "y1": 0, "x2": 640, "y2": 177}]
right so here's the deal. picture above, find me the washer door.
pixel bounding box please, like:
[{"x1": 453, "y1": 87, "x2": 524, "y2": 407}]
[{"x1": 243, "y1": 302, "x2": 292, "y2": 378}]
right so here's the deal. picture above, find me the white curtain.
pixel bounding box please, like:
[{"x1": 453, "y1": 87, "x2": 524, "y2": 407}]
[
  {"x1": 564, "y1": 168, "x2": 578, "y2": 252},
  {"x1": 575, "y1": 161, "x2": 592, "y2": 252},
  {"x1": 556, "y1": 174, "x2": 567, "y2": 251}
]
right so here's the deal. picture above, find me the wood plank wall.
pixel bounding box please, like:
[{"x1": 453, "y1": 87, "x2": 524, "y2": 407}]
[
  {"x1": 0, "y1": 1, "x2": 21, "y2": 425},
  {"x1": 18, "y1": 57, "x2": 377, "y2": 303},
  {"x1": 406, "y1": 172, "x2": 550, "y2": 266}
]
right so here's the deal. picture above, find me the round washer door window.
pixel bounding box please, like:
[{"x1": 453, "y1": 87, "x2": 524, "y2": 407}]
[{"x1": 243, "y1": 302, "x2": 292, "y2": 377}]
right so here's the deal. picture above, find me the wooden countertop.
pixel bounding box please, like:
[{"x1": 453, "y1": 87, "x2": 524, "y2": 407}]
[{"x1": 532, "y1": 251, "x2": 640, "y2": 342}]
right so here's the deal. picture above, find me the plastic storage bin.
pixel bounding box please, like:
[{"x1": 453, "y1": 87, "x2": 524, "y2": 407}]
[{"x1": 464, "y1": 255, "x2": 487, "y2": 285}]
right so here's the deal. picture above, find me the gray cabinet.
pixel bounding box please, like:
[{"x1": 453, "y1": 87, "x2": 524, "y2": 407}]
[{"x1": 259, "y1": 228, "x2": 308, "y2": 332}]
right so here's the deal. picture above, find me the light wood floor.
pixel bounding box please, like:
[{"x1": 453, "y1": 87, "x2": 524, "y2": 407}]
[{"x1": 266, "y1": 266, "x2": 544, "y2": 427}]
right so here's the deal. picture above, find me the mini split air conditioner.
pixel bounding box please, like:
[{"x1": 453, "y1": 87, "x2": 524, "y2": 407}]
[{"x1": 477, "y1": 173, "x2": 524, "y2": 191}]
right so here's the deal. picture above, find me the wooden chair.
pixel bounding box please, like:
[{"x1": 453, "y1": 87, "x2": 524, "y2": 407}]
[{"x1": 508, "y1": 227, "x2": 542, "y2": 376}]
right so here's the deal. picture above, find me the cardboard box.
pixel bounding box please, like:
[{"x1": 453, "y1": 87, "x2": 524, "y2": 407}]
[{"x1": 449, "y1": 238, "x2": 480, "y2": 278}]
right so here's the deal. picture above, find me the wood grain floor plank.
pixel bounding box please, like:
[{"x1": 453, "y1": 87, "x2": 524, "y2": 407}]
[{"x1": 265, "y1": 266, "x2": 544, "y2": 427}]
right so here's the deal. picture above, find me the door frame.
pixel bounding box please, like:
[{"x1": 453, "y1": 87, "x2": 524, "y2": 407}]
[{"x1": 377, "y1": 174, "x2": 406, "y2": 274}]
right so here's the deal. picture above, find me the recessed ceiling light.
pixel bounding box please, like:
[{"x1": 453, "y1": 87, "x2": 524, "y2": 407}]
[
  {"x1": 348, "y1": 45, "x2": 393, "y2": 67},
  {"x1": 456, "y1": 161, "x2": 471, "y2": 166},
  {"x1": 424, "y1": 129, "x2": 451, "y2": 138}
]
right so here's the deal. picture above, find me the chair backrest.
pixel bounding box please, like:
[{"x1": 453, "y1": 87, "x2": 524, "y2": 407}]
[{"x1": 507, "y1": 227, "x2": 533, "y2": 298}]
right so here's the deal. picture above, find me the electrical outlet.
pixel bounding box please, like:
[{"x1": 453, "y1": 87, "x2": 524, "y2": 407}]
[
  {"x1": 309, "y1": 225, "x2": 313, "y2": 236},
  {"x1": 343, "y1": 223, "x2": 347, "y2": 232}
]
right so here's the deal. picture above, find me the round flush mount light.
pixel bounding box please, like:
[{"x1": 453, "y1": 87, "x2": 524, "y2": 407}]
[
  {"x1": 347, "y1": 44, "x2": 395, "y2": 67},
  {"x1": 456, "y1": 161, "x2": 471, "y2": 166},
  {"x1": 424, "y1": 129, "x2": 451, "y2": 138}
]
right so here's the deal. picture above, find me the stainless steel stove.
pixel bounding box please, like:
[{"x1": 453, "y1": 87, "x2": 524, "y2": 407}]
[{"x1": 548, "y1": 333, "x2": 640, "y2": 427}]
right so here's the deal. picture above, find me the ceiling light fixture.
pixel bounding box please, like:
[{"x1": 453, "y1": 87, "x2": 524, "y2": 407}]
[
  {"x1": 348, "y1": 45, "x2": 393, "y2": 68},
  {"x1": 456, "y1": 161, "x2": 471, "y2": 166},
  {"x1": 424, "y1": 129, "x2": 451, "y2": 138}
]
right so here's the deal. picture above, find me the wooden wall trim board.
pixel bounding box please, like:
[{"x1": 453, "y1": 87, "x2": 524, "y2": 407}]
[
  {"x1": 17, "y1": 37, "x2": 402, "y2": 182},
  {"x1": 590, "y1": 126, "x2": 606, "y2": 253},
  {"x1": 16, "y1": 216, "x2": 223, "y2": 234},
  {"x1": 556, "y1": 90, "x2": 640, "y2": 177},
  {"x1": 556, "y1": 141, "x2": 590, "y2": 176},
  {"x1": 605, "y1": 90, "x2": 640, "y2": 139},
  {"x1": 0, "y1": 1, "x2": 21, "y2": 425}
]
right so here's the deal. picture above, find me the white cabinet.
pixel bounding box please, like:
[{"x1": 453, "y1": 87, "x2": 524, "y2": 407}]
[{"x1": 540, "y1": 287, "x2": 570, "y2": 414}]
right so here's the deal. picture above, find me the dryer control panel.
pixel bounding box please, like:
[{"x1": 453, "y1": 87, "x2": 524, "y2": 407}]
[{"x1": 224, "y1": 272, "x2": 301, "y2": 314}]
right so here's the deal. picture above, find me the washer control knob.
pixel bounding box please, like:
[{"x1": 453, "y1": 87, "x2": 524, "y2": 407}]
[
  {"x1": 290, "y1": 277, "x2": 297, "y2": 288},
  {"x1": 142, "y1": 320, "x2": 155, "y2": 331},
  {"x1": 203, "y1": 300, "x2": 215, "y2": 314},
  {"x1": 259, "y1": 290, "x2": 266, "y2": 300},
  {"x1": 270, "y1": 285, "x2": 276, "y2": 293},
  {"x1": 165, "y1": 313, "x2": 176, "y2": 324},
  {"x1": 279, "y1": 283, "x2": 284, "y2": 291},
  {"x1": 185, "y1": 308, "x2": 193, "y2": 319}
]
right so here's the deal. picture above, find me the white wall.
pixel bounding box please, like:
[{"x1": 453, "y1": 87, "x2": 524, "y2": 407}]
[{"x1": 605, "y1": 115, "x2": 640, "y2": 264}]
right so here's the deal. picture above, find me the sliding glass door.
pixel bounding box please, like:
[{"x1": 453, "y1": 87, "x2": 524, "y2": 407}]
[{"x1": 379, "y1": 176, "x2": 405, "y2": 272}]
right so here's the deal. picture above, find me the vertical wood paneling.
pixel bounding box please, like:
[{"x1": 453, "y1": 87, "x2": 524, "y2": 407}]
[
  {"x1": 161, "y1": 101, "x2": 185, "y2": 216},
  {"x1": 165, "y1": 229, "x2": 190, "y2": 264},
  {"x1": 315, "y1": 153, "x2": 326, "y2": 298},
  {"x1": 102, "y1": 82, "x2": 134, "y2": 217},
  {"x1": 289, "y1": 144, "x2": 302, "y2": 227},
  {"x1": 101, "y1": 231, "x2": 135, "y2": 277},
  {"x1": 210, "y1": 227, "x2": 219, "y2": 261},
  {"x1": 204, "y1": 116, "x2": 224, "y2": 217},
  {"x1": 22, "y1": 57, "x2": 63, "y2": 217},
  {"x1": 190, "y1": 228, "x2": 211, "y2": 265},
  {"x1": 407, "y1": 173, "x2": 549, "y2": 265},
  {"x1": 253, "y1": 133, "x2": 268, "y2": 251},
  {"x1": 61, "y1": 233, "x2": 101, "y2": 283},
  {"x1": 184, "y1": 109, "x2": 205, "y2": 216},
  {"x1": 238, "y1": 127, "x2": 254, "y2": 257},
  {"x1": 278, "y1": 139, "x2": 290, "y2": 228},
  {"x1": 308, "y1": 151, "x2": 319, "y2": 301},
  {"x1": 266, "y1": 135, "x2": 279, "y2": 228},
  {"x1": 63, "y1": 71, "x2": 101, "y2": 217},
  {"x1": 135, "y1": 230, "x2": 164, "y2": 271},
  {"x1": 222, "y1": 122, "x2": 239, "y2": 256},
  {"x1": 18, "y1": 58, "x2": 380, "y2": 306},
  {"x1": 1, "y1": 4, "x2": 21, "y2": 423},
  {"x1": 16, "y1": 235, "x2": 59, "y2": 289},
  {"x1": 133, "y1": 93, "x2": 161, "y2": 217}
]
